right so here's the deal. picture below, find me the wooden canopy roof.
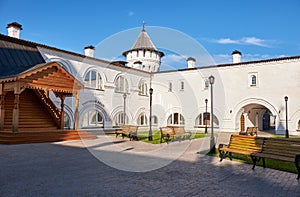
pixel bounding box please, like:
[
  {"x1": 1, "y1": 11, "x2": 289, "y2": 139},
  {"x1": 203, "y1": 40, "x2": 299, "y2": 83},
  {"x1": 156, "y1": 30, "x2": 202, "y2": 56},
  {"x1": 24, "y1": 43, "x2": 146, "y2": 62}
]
[{"x1": 0, "y1": 61, "x2": 83, "y2": 95}]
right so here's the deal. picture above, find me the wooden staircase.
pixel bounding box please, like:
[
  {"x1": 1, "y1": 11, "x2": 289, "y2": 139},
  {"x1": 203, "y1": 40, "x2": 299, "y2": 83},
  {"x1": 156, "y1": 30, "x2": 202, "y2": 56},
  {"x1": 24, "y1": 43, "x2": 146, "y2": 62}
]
[
  {"x1": 0, "y1": 130, "x2": 97, "y2": 145},
  {"x1": 4, "y1": 89, "x2": 59, "y2": 131}
]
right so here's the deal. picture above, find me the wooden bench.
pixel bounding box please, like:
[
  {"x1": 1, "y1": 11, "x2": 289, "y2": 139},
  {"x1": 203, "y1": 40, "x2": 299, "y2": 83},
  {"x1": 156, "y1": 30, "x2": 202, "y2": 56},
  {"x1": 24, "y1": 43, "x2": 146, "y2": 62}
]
[
  {"x1": 115, "y1": 125, "x2": 138, "y2": 141},
  {"x1": 239, "y1": 127, "x2": 258, "y2": 136},
  {"x1": 218, "y1": 134, "x2": 263, "y2": 161},
  {"x1": 160, "y1": 126, "x2": 192, "y2": 143},
  {"x1": 251, "y1": 137, "x2": 300, "y2": 179}
]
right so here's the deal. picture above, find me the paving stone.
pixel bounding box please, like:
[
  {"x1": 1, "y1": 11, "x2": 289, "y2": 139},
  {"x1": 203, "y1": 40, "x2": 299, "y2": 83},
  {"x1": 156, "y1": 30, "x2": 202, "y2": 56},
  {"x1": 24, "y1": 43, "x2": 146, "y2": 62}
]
[{"x1": 0, "y1": 136, "x2": 300, "y2": 197}]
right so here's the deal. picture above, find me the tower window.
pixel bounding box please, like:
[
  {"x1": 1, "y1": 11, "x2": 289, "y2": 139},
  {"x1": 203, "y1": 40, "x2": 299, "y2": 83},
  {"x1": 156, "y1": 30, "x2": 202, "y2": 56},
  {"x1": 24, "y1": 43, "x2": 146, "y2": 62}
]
[
  {"x1": 180, "y1": 81, "x2": 184, "y2": 90},
  {"x1": 168, "y1": 82, "x2": 173, "y2": 92}
]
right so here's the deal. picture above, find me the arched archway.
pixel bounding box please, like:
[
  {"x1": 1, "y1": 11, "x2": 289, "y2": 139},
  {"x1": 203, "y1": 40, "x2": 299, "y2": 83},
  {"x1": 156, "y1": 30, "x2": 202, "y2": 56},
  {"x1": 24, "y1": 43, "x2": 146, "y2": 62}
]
[{"x1": 235, "y1": 103, "x2": 278, "y2": 132}]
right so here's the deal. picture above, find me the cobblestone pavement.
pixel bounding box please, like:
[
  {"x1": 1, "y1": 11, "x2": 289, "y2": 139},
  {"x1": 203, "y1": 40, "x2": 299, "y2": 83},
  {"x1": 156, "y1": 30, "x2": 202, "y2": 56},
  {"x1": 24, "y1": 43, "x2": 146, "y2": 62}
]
[{"x1": 1, "y1": 133, "x2": 300, "y2": 197}]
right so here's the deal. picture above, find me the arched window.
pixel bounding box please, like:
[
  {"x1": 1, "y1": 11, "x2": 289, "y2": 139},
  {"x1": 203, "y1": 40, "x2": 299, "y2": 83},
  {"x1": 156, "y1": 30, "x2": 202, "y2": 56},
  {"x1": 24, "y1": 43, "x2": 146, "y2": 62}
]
[
  {"x1": 137, "y1": 113, "x2": 148, "y2": 126},
  {"x1": 195, "y1": 113, "x2": 202, "y2": 126},
  {"x1": 167, "y1": 113, "x2": 184, "y2": 125},
  {"x1": 139, "y1": 81, "x2": 148, "y2": 96},
  {"x1": 64, "y1": 113, "x2": 70, "y2": 129},
  {"x1": 82, "y1": 110, "x2": 103, "y2": 128},
  {"x1": 84, "y1": 70, "x2": 103, "y2": 90},
  {"x1": 115, "y1": 76, "x2": 129, "y2": 93},
  {"x1": 194, "y1": 113, "x2": 218, "y2": 127},
  {"x1": 114, "y1": 112, "x2": 128, "y2": 126},
  {"x1": 152, "y1": 115, "x2": 158, "y2": 125},
  {"x1": 298, "y1": 120, "x2": 300, "y2": 130},
  {"x1": 251, "y1": 75, "x2": 257, "y2": 86},
  {"x1": 213, "y1": 114, "x2": 219, "y2": 127}
]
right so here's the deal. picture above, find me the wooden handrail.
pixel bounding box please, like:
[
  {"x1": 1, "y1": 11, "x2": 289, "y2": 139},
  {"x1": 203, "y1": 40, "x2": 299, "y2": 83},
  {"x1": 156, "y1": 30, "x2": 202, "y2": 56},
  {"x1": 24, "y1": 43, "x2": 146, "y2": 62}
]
[{"x1": 34, "y1": 89, "x2": 61, "y2": 127}]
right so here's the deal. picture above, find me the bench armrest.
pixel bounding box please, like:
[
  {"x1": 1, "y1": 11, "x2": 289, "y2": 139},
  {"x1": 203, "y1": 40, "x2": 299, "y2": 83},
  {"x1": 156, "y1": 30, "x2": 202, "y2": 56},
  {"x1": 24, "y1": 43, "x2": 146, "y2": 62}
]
[{"x1": 218, "y1": 143, "x2": 228, "y2": 149}]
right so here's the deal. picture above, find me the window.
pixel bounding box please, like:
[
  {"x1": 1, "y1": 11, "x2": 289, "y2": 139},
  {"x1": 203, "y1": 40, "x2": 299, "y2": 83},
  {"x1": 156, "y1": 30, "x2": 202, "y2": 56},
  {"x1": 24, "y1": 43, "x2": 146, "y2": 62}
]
[
  {"x1": 82, "y1": 110, "x2": 103, "y2": 128},
  {"x1": 168, "y1": 82, "x2": 173, "y2": 92},
  {"x1": 251, "y1": 75, "x2": 257, "y2": 86},
  {"x1": 167, "y1": 113, "x2": 185, "y2": 125},
  {"x1": 137, "y1": 113, "x2": 148, "y2": 126},
  {"x1": 195, "y1": 113, "x2": 209, "y2": 126},
  {"x1": 298, "y1": 120, "x2": 300, "y2": 130},
  {"x1": 204, "y1": 112, "x2": 210, "y2": 125},
  {"x1": 180, "y1": 81, "x2": 184, "y2": 91},
  {"x1": 248, "y1": 72, "x2": 258, "y2": 87},
  {"x1": 64, "y1": 113, "x2": 70, "y2": 129},
  {"x1": 139, "y1": 81, "x2": 148, "y2": 96},
  {"x1": 84, "y1": 70, "x2": 103, "y2": 90},
  {"x1": 195, "y1": 112, "x2": 219, "y2": 127},
  {"x1": 195, "y1": 113, "x2": 202, "y2": 125},
  {"x1": 115, "y1": 76, "x2": 129, "y2": 93},
  {"x1": 114, "y1": 112, "x2": 128, "y2": 126},
  {"x1": 151, "y1": 115, "x2": 158, "y2": 125}
]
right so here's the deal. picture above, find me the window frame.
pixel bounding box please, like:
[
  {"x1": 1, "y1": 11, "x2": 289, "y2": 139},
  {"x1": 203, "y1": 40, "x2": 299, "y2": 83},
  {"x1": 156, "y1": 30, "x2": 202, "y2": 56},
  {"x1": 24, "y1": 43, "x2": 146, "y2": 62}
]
[
  {"x1": 115, "y1": 75, "x2": 129, "y2": 93},
  {"x1": 84, "y1": 70, "x2": 103, "y2": 90}
]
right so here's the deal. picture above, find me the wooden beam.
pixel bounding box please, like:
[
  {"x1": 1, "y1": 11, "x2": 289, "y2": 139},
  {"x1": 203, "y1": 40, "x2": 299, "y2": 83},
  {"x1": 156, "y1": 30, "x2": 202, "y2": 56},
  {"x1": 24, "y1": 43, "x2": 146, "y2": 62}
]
[
  {"x1": 60, "y1": 95, "x2": 65, "y2": 129},
  {"x1": 12, "y1": 81, "x2": 20, "y2": 132},
  {"x1": 73, "y1": 91, "x2": 80, "y2": 130},
  {"x1": 0, "y1": 83, "x2": 4, "y2": 130}
]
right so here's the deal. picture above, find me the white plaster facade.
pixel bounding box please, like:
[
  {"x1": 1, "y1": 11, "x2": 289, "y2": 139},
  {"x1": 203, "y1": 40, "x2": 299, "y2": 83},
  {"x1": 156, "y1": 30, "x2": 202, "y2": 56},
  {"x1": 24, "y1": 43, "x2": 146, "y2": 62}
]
[{"x1": 35, "y1": 29, "x2": 300, "y2": 135}]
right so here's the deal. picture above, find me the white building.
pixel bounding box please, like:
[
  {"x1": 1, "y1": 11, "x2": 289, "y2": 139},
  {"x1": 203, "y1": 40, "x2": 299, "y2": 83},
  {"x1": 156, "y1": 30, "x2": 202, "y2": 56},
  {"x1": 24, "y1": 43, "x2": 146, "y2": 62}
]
[{"x1": 3, "y1": 22, "x2": 300, "y2": 135}]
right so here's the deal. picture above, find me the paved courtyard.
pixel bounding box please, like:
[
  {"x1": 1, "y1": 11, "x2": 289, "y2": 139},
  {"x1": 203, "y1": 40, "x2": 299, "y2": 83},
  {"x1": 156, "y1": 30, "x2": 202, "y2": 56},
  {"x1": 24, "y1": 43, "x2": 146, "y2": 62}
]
[{"x1": 1, "y1": 133, "x2": 299, "y2": 197}]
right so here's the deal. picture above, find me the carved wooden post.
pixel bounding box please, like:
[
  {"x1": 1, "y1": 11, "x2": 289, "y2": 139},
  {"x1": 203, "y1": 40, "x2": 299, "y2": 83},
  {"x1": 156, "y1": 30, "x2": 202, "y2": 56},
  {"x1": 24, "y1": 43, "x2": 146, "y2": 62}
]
[
  {"x1": 73, "y1": 91, "x2": 80, "y2": 130},
  {"x1": 12, "y1": 81, "x2": 20, "y2": 132},
  {"x1": 0, "y1": 83, "x2": 5, "y2": 130},
  {"x1": 60, "y1": 95, "x2": 65, "y2": 129}
]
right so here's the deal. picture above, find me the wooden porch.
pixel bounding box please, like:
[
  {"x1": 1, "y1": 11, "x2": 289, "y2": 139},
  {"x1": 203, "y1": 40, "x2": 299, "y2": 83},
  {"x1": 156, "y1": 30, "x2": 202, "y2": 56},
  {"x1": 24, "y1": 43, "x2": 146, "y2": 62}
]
[{"x1": 0, "y1": 62, "x2": 95, "y2": 144}]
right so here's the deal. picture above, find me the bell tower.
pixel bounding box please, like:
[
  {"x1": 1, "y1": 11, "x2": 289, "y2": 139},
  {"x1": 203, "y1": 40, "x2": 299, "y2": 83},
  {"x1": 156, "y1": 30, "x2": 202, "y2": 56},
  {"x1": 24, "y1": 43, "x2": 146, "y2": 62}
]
[{"x1": 122, "y1": 23, "x2": 164, "y2": 72}]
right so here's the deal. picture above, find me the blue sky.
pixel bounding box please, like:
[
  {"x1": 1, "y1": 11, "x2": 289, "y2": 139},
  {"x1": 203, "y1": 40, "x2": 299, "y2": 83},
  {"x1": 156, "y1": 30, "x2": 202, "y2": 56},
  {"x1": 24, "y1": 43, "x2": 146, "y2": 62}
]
[{"x1": 0, "y1": 0, "x2": 299, "y2": 67}]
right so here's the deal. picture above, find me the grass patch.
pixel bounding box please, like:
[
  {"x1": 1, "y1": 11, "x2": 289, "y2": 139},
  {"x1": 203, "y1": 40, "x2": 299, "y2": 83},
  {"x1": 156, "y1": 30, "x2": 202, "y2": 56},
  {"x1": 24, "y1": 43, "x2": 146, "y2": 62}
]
[
  {"x1": 272, "y1": 136, "x2": 300, "y2": 140},
  {"x1": 200, "y1": 149, "x2": 298, "y2": 174},
  {"x1": 136, "y1": 130, "x2": 208, "y2": 144}
]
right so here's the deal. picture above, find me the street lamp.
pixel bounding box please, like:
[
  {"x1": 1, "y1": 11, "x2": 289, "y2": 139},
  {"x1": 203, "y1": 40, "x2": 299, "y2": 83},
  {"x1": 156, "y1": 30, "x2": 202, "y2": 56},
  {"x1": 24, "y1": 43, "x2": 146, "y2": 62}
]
[
  {"x1": 123, "y1": 93, "x2": 127, "y2": 125},
  {"x1": 284, "y1": 96, "x2": 289, "y2": 138},
  {"x1": 149, "y1": 88, "x2": 153, "y2": 141},
  {"x1": 205, "y1": 99, "x2": 208, "y2": 134},
  {"x1": 208, "y1": 75, "x2": 215, "y2": 154}
]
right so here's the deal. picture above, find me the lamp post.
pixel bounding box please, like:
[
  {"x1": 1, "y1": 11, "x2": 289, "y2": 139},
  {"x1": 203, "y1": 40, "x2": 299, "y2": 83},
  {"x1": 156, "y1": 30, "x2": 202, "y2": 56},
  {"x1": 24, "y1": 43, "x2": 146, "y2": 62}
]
[
  {"x1": 123, "y1": 93, "x2": 127, "y2": 125},
  {"x1": 205, "y1": 99, "x2": 208, "y2": 134},
  {"x1": 284, "y1": 96, "x2": 289, "y2": 138},
  {"x1": 149, "y1": 88, "x2": 153, "y2": 141},
  {"x1": 208, "y1": 75, "x2": 215, "y2": 154}
]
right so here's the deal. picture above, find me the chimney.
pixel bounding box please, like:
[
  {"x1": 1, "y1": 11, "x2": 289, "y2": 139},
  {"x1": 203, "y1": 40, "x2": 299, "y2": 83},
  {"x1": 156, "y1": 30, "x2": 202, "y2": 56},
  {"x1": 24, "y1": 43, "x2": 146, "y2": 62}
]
[
  {"x1": 187, "y1": 57, "x2": 196, "y2": 68},
  {"x1": 84, "y1": 45, "x2": 95, "y2": 57},
  {"x1": 7, "y1": 22, "x2": 22, "y2": 39},
  {"x1": 232, "y1": 50, "x2": 242, "y2": 63}
]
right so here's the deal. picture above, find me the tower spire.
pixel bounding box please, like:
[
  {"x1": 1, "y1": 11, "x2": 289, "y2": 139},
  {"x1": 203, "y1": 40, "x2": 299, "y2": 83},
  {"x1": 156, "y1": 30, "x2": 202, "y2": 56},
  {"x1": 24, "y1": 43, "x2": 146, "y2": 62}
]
[{"x1": 142, "y1": 21, "x2": 146, "y2": 31}]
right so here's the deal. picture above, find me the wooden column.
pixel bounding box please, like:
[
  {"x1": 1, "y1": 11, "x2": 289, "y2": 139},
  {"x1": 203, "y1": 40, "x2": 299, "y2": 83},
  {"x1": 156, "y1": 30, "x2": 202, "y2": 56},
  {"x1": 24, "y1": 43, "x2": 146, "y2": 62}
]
[
  {"x1": 60, "y1": 95, "x2": 65, "y2": 129},
  {"x1": 12, "y1": 81, "x2": 20, "y2": 132},
  {"x1": 0, "y1": 83, "x2": 5, "y2": 130},
  {"x1": 73, "y1": 91, "x2": 80, "y2": 130}
]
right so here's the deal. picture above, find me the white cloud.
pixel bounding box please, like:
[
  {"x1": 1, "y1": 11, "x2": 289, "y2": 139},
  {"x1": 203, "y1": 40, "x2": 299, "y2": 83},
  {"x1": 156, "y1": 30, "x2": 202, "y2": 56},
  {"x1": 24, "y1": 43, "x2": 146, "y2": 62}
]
[
  {"x1": 160, "y1": 54, "x2": 187, "y2": 70},
  {"x1": 241, "y1": 37, "x2": 268, "y2": 47},
  {"x1": 128, "y1": 11, "x2": 135, "y2": 16},
  {"x1": 216, "y1": 38, "x2": 239, "y2": 44},
  {"x1": 214, "y1": 37, "x2": 271, "y2": 47}
]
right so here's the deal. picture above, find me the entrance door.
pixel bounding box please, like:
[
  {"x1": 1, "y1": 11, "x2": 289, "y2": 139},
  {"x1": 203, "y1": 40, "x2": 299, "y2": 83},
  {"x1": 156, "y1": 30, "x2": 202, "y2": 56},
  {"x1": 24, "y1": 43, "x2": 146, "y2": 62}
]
[
  {"x1": 240, "y1": 115, "x2": 245, "y2": 131},
  {"x1": 263, "y1": 113, "x2": 270, "y2": 130}
]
